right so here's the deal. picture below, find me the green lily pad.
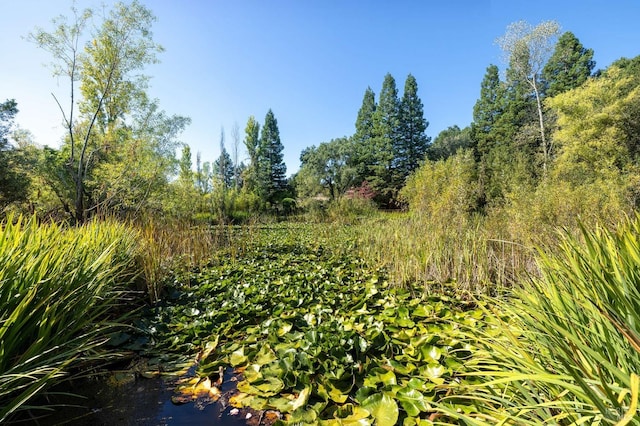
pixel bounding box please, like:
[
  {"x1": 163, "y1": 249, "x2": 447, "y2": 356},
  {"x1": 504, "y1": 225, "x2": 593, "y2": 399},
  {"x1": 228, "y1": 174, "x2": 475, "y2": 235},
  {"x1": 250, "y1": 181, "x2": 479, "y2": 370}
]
[
  {"x1": 360, "y1": 393, "x2": 399, "y2": 426},
  {"x1": 396, "y1": 388, "x2": 430, "y2": 417}
]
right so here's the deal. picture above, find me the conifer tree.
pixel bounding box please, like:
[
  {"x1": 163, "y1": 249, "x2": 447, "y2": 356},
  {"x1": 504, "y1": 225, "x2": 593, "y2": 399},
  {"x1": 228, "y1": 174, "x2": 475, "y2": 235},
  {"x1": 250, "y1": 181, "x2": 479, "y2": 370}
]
[
  {"x1": 396, "y1": 74, "x2": 430, "y2": 185},
  {"x1": 352, "y1": 87, "x2": 376, "y2": 183},
  {"x1": 370, "y1": 73, "x2": 399, "y2": 202},
  {"x1": 542, "y1": 31, "x2": 595, "y2": 97},
  {"x1": 258, "y1": 109, "x2": 286, "y2": 203}
]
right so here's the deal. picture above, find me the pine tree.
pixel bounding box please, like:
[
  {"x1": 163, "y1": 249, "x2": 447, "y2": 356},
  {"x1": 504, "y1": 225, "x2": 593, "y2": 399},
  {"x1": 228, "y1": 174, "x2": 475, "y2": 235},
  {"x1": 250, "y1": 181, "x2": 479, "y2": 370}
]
[
  {"x1": 396, "y1": 74, "x2": 430, "y2": 185},
  {"x1": 542, "y1": 31, "x2": 595, "y2": 97},
  {"x1": 259, "y1": 109, "x2": 287, "y2": 203},
  {"x1": 370, "y1": 73, "x2": 399, "y2": 202},
  {"x1": 213, "y1": 129, "x2": 234, "y2": 189},
  {"x1": 352, "y1": 87, "x2": 376, "y2": 183}
]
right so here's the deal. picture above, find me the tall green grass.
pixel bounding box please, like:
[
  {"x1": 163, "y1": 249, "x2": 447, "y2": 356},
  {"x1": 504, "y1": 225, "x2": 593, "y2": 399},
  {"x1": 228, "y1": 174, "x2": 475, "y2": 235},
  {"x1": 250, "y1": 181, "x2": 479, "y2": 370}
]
[
  {"x1": 0, "y1": 215, "x2": 139, "y2": 422},
  {"x1": 437, "y1": 217, "x2": 640, "y2": 424}
]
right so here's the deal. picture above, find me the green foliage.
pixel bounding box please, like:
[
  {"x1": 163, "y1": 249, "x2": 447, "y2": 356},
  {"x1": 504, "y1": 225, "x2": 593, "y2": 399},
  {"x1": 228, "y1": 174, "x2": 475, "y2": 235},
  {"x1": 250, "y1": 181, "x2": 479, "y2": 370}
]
[
  {"x1": 401, "y1": 150, "x2": 478, "y2": 219},
  {"x1": 258, "y1": 109, "x2": 287, "y2": 203},
  {"x1": 395, "y1": 74, "x2": 430, "y2": 185},
  {"x1": 369, "y1": 73, "x2": 400, "y2": 203},
  {"x1": 30, "y1": 1, "x2": 187, "y2": 223},
  {"x1": 0, "y1": 99, "x2": 30, "y2": 209},
  {"x1": 298, "y1": 137, "x2": 357, "y2": 200},
  {"x1": 326, "y1": 195, "x2": 377, "y2": 223},
  {"x1": 0, "y1": 215, "x2": 139, "y2": 421},
  {"x1": 542, "y1": 31, "x2": 595, "y2": 97},
  {"x1": 430, "y1": 125, "x2": 473, "y2": 161},
  {"x1": 442, "y1": 217, "x2": 640, "y2": 424},
  {"x1": 548, "y1": 61, "x2": 640, "y2": 185},
  {"x1": 137, "y1": 224, "x2": 492, "y2": 424}
]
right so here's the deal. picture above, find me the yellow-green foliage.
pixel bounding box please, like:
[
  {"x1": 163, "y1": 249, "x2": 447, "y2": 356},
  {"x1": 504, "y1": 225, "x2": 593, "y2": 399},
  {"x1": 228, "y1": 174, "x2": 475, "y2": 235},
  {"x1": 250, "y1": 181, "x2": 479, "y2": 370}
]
[
  {"x1": 0, "y1": 215, "x2": 139, "y2": 422},
  {"x1": 400, "y1": 149, "x2": 478, "y2": 219},
  {"x1": 441, "y1": 217, "x2": 640, "y2": 424},
  {"x1": 548, "y1": 66, "x2": 640, "y2": 186}
]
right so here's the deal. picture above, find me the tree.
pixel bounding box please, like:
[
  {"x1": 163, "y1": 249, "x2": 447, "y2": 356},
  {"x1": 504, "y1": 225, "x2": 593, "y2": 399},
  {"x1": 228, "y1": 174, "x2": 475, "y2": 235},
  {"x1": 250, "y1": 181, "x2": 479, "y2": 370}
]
[
  {"x1": 352, "y1": 86, "x2": 376, "y2": 182},
  {"x1": 213, "y1": 129, "x2": 234, "y2": 189},
  {"x1": 0, "y1": 99, "x2": 29, "y2": 207},
  {"x1": 30, "y1": 1, "x2": 169, "y2": 222},
  {"x1": 496, "y1": 20, "x2": 561, "y2": 174},
  {"x1": 542, "y1": 31, "x2": 595, "y2": 98},
  {"x1": 396, "y1": 74, "x2": 430, "y2": 184},
  {"x1": 370, "y1": 73, "x2": 399, "y2": 202},
  {"x1": 258, "y1": 109, "x2": 287, "y2": 203},
  {"x1": 430, "y1": 125, "x2": 473, "y2": 161},
  {"x1": 298, "y1": 137, "x2": 356, "y2": 200},
  {"x1": 242, "y1": 115, "x2": 260, "y2": 192},
  {"x1": 548, "y1": 58, "x2": 640, "y2": 186}
]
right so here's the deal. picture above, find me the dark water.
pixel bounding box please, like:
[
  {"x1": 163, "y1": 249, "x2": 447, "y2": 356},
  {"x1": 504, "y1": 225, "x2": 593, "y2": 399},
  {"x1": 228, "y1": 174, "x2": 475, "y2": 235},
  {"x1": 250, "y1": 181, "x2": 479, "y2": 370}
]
[{"x1": 28, "y1": 370, "x2": 268, "y2": 426}]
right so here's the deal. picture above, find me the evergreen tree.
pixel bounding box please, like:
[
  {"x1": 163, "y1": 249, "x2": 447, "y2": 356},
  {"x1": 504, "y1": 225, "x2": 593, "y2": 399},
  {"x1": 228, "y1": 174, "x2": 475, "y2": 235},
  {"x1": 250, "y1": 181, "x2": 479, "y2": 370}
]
[
  {"x1": 213, "y1": 129, "x2": 234, "y2": 189},
  {"x1": 352, "y1": 87, "x2": 376, "y2": 183},
  {"x1": 370, "y1": 73, "x2": 399, "y2": 202},
  {"x1": 259, "y1": 109, "x2": 287, "y2": 203},
  {"x1": 471, "y1": 64, "x2": 519, "y2": 204},
  {"x1": 396, "y1": 74, "x2": 430, "y2": 185},
  {"x1": 542, "y1": 31, "x2": 595, "y2": 97}
]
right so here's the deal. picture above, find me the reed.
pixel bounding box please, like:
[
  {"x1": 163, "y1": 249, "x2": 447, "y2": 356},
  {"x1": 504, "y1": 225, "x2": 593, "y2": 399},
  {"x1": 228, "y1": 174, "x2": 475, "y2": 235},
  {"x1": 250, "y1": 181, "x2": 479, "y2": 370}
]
[
  {"x1": 437, "y1": 216, "x2": 640, "y2": 424},
  {"x1": 0, "y1": 215, "x2": 139, "y2": 422}
]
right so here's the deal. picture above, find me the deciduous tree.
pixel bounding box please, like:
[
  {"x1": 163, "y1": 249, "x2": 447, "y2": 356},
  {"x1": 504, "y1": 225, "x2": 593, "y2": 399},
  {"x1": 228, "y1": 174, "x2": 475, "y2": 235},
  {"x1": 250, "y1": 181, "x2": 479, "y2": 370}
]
[{"x1": 497, "y1": 20, "x2": 560, "y2": 174}]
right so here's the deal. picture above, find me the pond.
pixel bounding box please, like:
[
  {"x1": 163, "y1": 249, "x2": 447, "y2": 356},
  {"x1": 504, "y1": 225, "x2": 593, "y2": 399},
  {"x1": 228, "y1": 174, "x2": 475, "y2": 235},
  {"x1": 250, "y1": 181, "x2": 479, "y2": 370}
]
[{"x1": 34, "y1": 368, "x2": 277, "y2": 426}]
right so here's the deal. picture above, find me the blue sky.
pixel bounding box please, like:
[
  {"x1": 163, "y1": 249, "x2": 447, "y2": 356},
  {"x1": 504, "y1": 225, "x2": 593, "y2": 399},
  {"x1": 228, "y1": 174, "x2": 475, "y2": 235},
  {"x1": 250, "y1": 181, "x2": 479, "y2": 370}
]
[{"x1": 1, "y1": 1, "x2": 639, "y2": 174}]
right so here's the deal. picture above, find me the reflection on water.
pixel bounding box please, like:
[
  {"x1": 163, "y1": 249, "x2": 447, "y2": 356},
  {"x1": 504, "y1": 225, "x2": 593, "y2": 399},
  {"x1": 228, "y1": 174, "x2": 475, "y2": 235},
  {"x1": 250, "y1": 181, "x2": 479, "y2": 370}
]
[{"x1": 32, "y1": 369, "x2": 265, "y2": 426}]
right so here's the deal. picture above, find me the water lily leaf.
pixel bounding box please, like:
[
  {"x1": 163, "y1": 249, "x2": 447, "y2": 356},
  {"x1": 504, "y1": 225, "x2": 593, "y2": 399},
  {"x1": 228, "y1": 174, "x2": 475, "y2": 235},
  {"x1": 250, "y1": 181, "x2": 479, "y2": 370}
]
[
  {"x1": 289, "y1": 406, "x2": 318, "y2": 423},
  {"x1": 412, "y1": 305, "x2": 432, "y2": 318},
  {"x1": 244, "y1": 364, "x2": 262, "y2": 383},
  {"x1": 239, "y1": 376, "x2": 285, "y2": 397},
  {"x1": 186, "y1": 307, "x2": 200, "y2": 317},
  {"x1": 325, "y1": 380, "x2": 349, "y2": 403},
  {"x1": 360, "y1": 393, "x2": 398, "y2": 426},
  {"x1": 255, "y1": 344, "x2": 277, "y2": 365},
  {"x1": 396, "y1": 388, "x2": 430, "y2": 417},
  {"x1": 277, "y1": 322, "x2": 293, "y2": 336},
  {"x1": 363, "y1": 368, "x2": 397, "y2": 388},
  {"x1": 229, "y1": 347, "x2": 247, "y2": 366},
  {"x1": 291, "y1": 386, "x2": 312, "y2": 410},
  {"x1": 420, "y1": 345, "x2": 442, "y2": 362},
  {"x1": 420, "y1": 364, "x2": 446, "y2": 384}
]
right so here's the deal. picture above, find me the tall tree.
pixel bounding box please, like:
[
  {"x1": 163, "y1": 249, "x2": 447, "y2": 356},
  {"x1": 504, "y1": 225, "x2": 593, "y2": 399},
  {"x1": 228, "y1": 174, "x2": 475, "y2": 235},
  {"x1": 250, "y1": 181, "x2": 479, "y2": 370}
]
[
  {"x1": 542, "y1": 31, "x2": 595, "y2": 98},
  {"x1": 548, "y1": 56, "x2": 640, "y2": 185},
  {"x1": 259, "y1": 109, "x2": 287, "y2": 203},
  {"x1": 396, "y1": 73, "x2": 430, "y2": 185},
  {"x1": 352, "y1": 87, "x2": 376, "y2": 182},
  {"x1": 471, "y1": 64, "x2": 517, "y2": 203},
  {"x1": 243, "y1": 115, "x2": 260, "y2": 192},
  {"x1": 213, "y1": 128, "x2": 234, "y2": 189},
  {"x1": 370, "y1": 73, "x2": 399, "y2": 202},
  {"x1": 30, "y1": 0, "x2": 167, "y2": 222},
  {"x1": 497, "y1": 20, "x2": 561, "y2": 174}
]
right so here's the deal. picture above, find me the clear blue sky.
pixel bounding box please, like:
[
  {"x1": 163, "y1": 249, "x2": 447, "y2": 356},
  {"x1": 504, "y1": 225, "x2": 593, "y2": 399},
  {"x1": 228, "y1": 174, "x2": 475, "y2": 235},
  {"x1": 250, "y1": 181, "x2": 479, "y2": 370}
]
[{"x1": 1, "y1": 1, "x2": 639, "y2": 174}]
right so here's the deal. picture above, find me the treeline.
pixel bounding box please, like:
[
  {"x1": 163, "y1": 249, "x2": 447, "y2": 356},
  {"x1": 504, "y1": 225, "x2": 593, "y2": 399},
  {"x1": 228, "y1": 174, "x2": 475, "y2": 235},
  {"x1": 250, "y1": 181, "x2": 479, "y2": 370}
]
[
  {"x1": 296, "y1": 73, "x2": 430, "y2": 207},
  {"x1": 1, "y1": 5, "x2": 640, "y2": 228}
]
